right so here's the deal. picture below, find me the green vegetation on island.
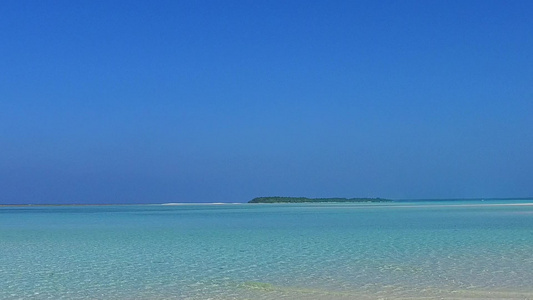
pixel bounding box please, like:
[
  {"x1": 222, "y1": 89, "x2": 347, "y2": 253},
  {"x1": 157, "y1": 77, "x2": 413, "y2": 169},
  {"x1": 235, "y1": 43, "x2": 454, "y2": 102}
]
[{"x1": 248, "y1": 197, "x2": 392, "y2": 203}]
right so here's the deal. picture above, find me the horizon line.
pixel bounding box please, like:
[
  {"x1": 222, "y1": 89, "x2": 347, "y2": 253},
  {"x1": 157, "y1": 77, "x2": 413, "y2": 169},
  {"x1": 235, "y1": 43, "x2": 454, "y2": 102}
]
[{"x1": 2, "y1": 197, "x2": 533, "y2": 207}]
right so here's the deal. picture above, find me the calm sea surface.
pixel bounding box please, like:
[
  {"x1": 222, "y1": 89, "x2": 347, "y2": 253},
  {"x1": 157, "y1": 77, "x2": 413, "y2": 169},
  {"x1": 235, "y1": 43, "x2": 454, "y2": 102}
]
[{"x1": 1, "y1": 201, "x2": 532, "y2": 299}]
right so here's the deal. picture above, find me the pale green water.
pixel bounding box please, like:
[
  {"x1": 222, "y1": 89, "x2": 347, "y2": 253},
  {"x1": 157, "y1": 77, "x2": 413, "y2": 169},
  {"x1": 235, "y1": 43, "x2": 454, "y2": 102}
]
[{"x1": 1, "y1": 201, "x2": 532, "y2": 299}]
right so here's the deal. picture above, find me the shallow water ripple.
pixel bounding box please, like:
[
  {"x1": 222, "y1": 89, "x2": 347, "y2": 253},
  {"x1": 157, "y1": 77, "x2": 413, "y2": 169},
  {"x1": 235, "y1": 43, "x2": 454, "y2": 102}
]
[{"x1": 1, "y1": 202, "x2": 532, "y2": 299}]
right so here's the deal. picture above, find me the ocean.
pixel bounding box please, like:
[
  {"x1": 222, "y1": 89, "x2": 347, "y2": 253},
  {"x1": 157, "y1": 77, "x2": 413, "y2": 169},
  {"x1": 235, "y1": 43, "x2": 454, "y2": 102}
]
[{"x1": 1, "y1": 201, "x2": 532, "y2": 299}]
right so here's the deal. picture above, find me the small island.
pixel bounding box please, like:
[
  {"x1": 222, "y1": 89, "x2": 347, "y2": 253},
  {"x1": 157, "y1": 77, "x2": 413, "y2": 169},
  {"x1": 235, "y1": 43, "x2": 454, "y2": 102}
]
[{"x1": 248, "y1": 197, "x2": 392, "y2": 203}]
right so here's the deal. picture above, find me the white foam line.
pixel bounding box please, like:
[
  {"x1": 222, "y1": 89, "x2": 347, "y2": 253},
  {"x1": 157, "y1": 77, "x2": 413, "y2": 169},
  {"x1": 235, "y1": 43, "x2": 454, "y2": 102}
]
[
  {"x1": 395, "y1": 203, "x2": 533, "y2": 208},
  {"x1": 160, "y1": 202, "x2": 243, "y2": 206},
  {"x1": 303, "y1": 202, "x2": 533, "y2": 209}
]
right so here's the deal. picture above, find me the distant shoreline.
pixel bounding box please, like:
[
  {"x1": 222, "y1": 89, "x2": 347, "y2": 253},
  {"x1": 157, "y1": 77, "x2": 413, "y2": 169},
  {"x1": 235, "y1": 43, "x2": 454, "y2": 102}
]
[
  {"x1": 249, "y1": 197, "x2": 393, "y2": 203},
  {"x1": 248, "y1": 196, "x2": 533, "y2": 204}
]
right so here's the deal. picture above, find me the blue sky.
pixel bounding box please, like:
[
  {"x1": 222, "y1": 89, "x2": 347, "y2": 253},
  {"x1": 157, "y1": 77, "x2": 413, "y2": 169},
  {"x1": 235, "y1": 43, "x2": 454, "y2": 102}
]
[{"x1": 1, "y1": 0, "x2": 532, "y2": 204}]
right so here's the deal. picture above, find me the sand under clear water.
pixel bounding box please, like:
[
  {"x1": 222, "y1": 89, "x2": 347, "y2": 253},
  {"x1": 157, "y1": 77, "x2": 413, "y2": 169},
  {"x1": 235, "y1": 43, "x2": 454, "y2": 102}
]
[{"x1": 1, "y1": 201, "x2": 532, "y2": 299}]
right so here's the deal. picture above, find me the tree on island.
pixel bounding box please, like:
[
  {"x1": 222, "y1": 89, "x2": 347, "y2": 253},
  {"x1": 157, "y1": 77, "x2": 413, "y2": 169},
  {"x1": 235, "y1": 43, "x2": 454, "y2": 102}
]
[{"x1": 248, "y1": 197, "x2": 391, "y2": 203}]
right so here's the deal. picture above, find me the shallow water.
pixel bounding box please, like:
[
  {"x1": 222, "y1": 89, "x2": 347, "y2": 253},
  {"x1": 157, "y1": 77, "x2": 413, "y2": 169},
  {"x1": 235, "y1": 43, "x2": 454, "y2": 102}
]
[{"x1": 1, "y1": 201, "x2": 532, "y2": 299}]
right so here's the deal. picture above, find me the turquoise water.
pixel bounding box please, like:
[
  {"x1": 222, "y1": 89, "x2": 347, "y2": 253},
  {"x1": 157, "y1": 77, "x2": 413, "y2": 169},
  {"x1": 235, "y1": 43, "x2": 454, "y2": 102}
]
[{"x1": 1, "y1": 201, "x2": 532, "y2": 299}]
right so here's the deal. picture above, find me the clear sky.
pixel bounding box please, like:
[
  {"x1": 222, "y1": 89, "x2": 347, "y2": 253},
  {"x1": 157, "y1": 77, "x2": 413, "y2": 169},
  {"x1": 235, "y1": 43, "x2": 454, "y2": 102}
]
[{"x1": 1, "y1": 0, "x2": 532, "y2": 204}]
